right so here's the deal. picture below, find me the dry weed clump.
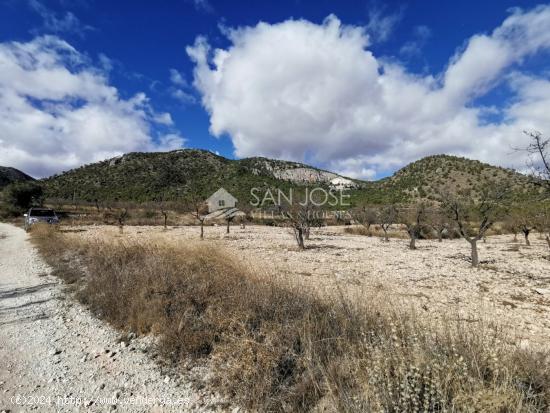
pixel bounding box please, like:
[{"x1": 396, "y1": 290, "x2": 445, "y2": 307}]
[
  {"x1": 31, "y1": 225, "x2": 550, "y2": 412},
  {"x1": 30, "y1": 224, "x2": 87, "y2": 285}
]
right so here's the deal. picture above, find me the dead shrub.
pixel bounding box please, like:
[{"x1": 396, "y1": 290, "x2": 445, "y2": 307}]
[{"x1": 32, "y1": 229, "x2": 550, "y2": 412}]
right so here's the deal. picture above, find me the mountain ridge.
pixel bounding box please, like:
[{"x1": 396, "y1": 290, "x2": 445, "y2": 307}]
[
  {"x1": 40, "y1": 149, "x2": 359, "y2": 204},
  {"x1": 2, "y1": 150, "x2": 539, "y2": 205}
]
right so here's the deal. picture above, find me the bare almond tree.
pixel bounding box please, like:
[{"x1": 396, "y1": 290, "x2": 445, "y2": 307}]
[
  {"x1": 524, "y1": 130, "x2": 550, "y2": 187},
  {"x1": 225, "y1": 213, "x2": 235, "y2": 234},
  {"x1": 282, "y1": 200, "x2": 318, "y2": 250},
  {"x1": 522, "y1": 130, "x2": 550, "y2": 256},
  {"x1": 185, "y1": 193, "x2": 208, "y2": 239},
  {"x1": 427, "y1": 206, "x2": 451, "y2": 242},
  {"x1": 151, "y1": 195, "x2": 170, "y2": 230},
  {"x1": 350, "y1": 205, "x2": 378, "y2": 236},
  {"x1": 102, "y1": 202, "x2": 129, "y2": 234},
  {"x1": 534, "y1": 204, "x2": 550, "y2": 257},
  {"x1": 238, "y1": 204, "x2": 253, "y2": 229},
  {"x1": 508, "y1": 205, "x2": 537, "y2": 246},
  {"x1": 160, "y1": 200, "x2": 169, "y2": 230},
  {"x1": 443, "y1": 185, "x2": 508, "y2": 267},
  {"x1": 399, "y1": 202, "x2": 428, "y2": 250},
  {"x1": 116, "y1": 208, "x2": 129, "y2": 234},
  {"x1": 502, "y1": 214, "x2": 520, "y2": 242},
  {"x1": 379, "y1": 204, "x2": 398, "y2": 242}
]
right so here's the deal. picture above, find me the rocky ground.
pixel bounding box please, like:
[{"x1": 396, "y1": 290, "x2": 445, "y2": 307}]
[
  {"x1": 0, "y1": 223, "x2": 231, "y2": 413},
  {"x1": 70, "y1": 223, "x2": 550, "y2": 348},
  {"x1": 2, "y1": 222, "x2": 549, "y2": 412}
]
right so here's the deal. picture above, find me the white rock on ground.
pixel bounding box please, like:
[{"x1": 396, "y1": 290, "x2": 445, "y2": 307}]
[{"x1": 0, "y1": 223, "x2": 229, "y2": 412}]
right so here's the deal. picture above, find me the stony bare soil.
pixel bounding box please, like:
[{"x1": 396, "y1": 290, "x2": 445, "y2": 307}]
[
  {"x1": 2, "y1": 222, "x2": 549, "y2": 412},
  {"x1": 0, "y1": 223, "x2": 231, "y2": 413},
  {"x1": 69, "y1": 224, "x2": 550, "y2": 348}
]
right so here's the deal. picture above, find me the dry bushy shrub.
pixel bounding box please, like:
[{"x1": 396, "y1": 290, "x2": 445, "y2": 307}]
[
  {"x1": 30, "y1": 224, "x2": 86, "y2": 285},
  {"x1": 32, "y1": 226, "x2": 550, "y2": 412}
]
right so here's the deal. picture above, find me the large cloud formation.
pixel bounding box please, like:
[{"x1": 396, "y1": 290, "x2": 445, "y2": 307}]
[
  {"x1": 0, "y1": 36, "x2": 184, "y2": 177},
  {"x1": 188, "y1": 6, "x2": 550, "y2": 179}
]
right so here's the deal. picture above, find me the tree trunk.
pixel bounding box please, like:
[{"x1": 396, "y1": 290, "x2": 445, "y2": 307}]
[
  {"x1": 409, "y1": 236, "x2": 416, "y2": 250},
  {"x1": 163, "y1": 214, "x2": 168, "y2": 230},
  {"x1": 304, "y1": 226, "x2": 310, "y2": 240},
  {"x1": 513, "y1": 233, "x2": 518, "y2": 242},
  {"x1": 296, "y1": 228, "x2": 305, "y2": 250},
  {"x1": 200, "y1": 221, "x2": 204, "y2": 239},
  {"x1": 523, "y1": 229, "x2": 530, "y2": 246},
  {"x1": 470, "y1": 239, "x2": 479, "y2": 267},
  {"x1": 438, "y1": 230, "x2": 443, "y2": 242},
  {"x1": 226, "y1": 219, "x2": 230, "y2": 234}
]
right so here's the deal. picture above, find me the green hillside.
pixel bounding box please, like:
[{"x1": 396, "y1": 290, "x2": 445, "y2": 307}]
[
  {"x1": 42, "y1": 150, "x2": 345, "y2": 205},
  {"x1": 0, "y1": 166, "x2": 35, "y2": 189},
  {"x1": 29, "y1": 151, "x2": 542, "y2": 207},
  {"x1": 376, "y1": 155, "x2": 539, "y2": 201}
]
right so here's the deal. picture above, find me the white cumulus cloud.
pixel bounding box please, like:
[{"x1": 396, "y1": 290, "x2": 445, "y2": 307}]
[
  {"x1": 0, "y1": 36, "x2": 184, "y2": 177},
  {"x1": 188, "y1": 6, "x2": 550, "y2": 179}
]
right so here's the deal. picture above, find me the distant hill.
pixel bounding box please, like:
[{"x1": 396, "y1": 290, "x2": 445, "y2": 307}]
[
  {"x1": 40, "y1": 151, "x2": 539, "y2": 206},
  {"x1": 0, "y1": 166, "x2": 35, "y2": 189},
  {"x1": 373, "y1": 155, "x2": 539, "y2": 202},
  {"x1": 42, "y1": 150, "x2": 359, "y2": 204}
]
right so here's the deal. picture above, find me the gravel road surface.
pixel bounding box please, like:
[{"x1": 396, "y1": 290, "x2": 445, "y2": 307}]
[{"x1": 0, "y1": 223, "x2": 229, "y2": 412}]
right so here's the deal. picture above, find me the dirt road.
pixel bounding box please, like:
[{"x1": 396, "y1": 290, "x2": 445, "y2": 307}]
[{"x1": 0, "y1": 223, "x2": 227, "y2": 412}]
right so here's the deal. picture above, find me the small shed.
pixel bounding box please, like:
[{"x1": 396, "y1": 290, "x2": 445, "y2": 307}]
[{"x1": 206, "y1": 188, "x2": 238, "y2": 213}]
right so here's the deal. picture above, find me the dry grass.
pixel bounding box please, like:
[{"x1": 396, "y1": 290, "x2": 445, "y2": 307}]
[
  {"x1": 344, "y1": 225, "x2": 409, "y2": 239},
  {"x1": 344, "y1": 224, "x2": 463, "y2": 240},
  {"x1": 31, "y1": 224, "x2": 550, "y2": 412}
]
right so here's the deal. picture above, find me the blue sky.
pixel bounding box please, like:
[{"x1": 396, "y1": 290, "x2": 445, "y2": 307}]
[{"x1": 1, "y1": 0, "x2": 549, "y2": 178}]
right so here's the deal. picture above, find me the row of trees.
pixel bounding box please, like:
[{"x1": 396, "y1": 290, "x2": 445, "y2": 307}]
[
  {"x1": 260, "y1": 131, "x2": 549, "y2": 261},
  {"x1": 285, "y1": 184, "x2": 549, "y2": 267}
]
